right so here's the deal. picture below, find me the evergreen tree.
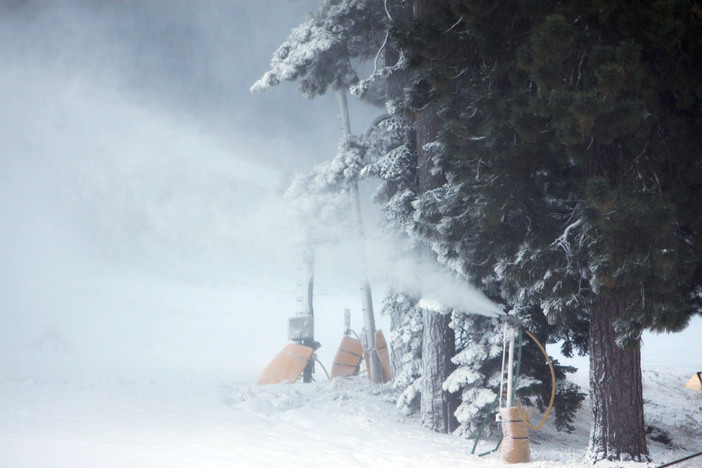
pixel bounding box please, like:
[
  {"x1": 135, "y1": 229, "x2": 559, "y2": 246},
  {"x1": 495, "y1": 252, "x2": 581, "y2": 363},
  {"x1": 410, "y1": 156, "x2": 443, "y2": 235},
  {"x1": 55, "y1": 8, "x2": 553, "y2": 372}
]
[
  {"x1": 386, "y1": 0, "x2": 585, "y2": 438},
  {"x1": 357, "y1": 0, "x2": 434, "y2": 416},
  {"x1": 404, "y1": 0, "x2": 459, "y2": 434},
  {"x1": 362, "y1": 109, "x2": 423, "y2": 411},
  {"x1": 251, "y1": 0, "x2": 385, "y2": 99},
  {"x1": 443, "y1": 314, "x2": 503, "y2": 437},
  {"x1": 381, "y1": 290, "x2": 423, "y2": 414},
  {"x1": 392, "y1": 0, "x2": 702, "y2": 462}
]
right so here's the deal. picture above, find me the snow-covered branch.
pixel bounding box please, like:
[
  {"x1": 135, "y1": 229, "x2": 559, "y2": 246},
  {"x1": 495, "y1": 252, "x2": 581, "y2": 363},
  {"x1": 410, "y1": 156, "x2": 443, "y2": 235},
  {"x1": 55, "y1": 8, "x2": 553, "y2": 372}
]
[{"x1": 251, "y1": 0, "x2": 385, "y2": 99}]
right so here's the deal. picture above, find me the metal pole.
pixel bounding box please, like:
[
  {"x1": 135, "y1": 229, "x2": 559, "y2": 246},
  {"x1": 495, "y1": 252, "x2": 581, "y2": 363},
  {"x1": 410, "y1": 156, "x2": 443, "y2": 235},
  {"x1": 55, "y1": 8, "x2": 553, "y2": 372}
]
[
  {"x1": 335, "y1": 89, "x2": 382, "y2": 383},
  {"x1": 302, "y1": 246, "x2": 314, "y2": 317},
  {"x1": 505, "y1": 326, "x2": 516, "y2": 408},
  {"x1": 656, "y1": 451, "x2": 702, "y2": 468},
  {"x1": 301, "y1": 246, "x2": 315, "y2": 383}
]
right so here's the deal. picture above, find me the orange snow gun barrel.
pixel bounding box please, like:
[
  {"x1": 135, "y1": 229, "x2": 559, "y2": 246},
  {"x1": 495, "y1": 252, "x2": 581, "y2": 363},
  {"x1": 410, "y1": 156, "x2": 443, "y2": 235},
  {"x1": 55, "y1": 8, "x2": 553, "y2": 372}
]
[
  {"x1": 331, "y1": 336, "x2": 364, "y2": 378},
  {"x1": 257, "y1": 343, "x2": 315, "y2": 385},
  {"x1": 684, "y1": 372, "x2": 701, "y2": 392}
]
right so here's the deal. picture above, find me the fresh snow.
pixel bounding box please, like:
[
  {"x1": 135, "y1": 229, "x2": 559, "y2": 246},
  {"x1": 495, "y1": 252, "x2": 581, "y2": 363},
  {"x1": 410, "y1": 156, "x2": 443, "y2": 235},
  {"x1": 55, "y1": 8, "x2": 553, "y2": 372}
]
[{"x1": 2, "y1": 366, "x2": 701, "y2": 467}]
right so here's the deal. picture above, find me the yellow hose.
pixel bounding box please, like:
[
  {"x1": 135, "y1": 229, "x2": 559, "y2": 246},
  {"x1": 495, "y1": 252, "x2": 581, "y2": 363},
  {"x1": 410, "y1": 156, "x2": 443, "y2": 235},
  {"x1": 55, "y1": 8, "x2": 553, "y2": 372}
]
[{"x1": 516, "y1": 329, "x2": 556, "y2": 431}]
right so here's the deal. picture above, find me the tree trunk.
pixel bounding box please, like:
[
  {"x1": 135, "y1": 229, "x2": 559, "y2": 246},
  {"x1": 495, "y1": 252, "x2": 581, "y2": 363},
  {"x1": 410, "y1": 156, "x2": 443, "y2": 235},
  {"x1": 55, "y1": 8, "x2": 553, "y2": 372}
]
[
  {"x1": 421, "y1": 308, "x2": 457, "y2": 433},
  {"x1": 588, "y1": 297, "x2": 649, "y2": 462},
  {"x1": 383, "y1": 2, "x2": 420, "y2": 392},
  {"x1": 412, "y1": 0, "x2": 455, "y2": 433}
]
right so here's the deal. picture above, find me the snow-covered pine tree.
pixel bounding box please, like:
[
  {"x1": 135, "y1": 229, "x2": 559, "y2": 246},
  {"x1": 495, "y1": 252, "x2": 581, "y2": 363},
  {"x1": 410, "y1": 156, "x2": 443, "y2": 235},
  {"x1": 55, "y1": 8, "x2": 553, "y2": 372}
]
[
  {"x1": 444, "y1": 313, "x2": 503, "y2": 437},
  {"x1": 256, "y1": 0, "x2": 590, "y2": 440},
  {"x1": 392, "y1": 0, "x2": 702, "y2": 462},
  {"x1": 391, "y1": 0, "x2": 587, "y2": 439},
  {"x1": 284, "y1": 156, "x2": 355, "y2": 245},
  {"x1": 359, "y1": 97, "x2": 430, "y2": 406},
  {"x1": 356, "y1": 0, "x2": 436, "y2": 414},
  {"x1": 380, "y1": 290, "x2": 423, "y2": 414},
  {"x1": 394, "y1": 0, "x2": 461, "y2": 434},
  {"x1": 250, "y1": 0, "x2": 385, "y2": 99},
  {"x1": 362, "y1": 109, "x2": 428, "y2": 414}
]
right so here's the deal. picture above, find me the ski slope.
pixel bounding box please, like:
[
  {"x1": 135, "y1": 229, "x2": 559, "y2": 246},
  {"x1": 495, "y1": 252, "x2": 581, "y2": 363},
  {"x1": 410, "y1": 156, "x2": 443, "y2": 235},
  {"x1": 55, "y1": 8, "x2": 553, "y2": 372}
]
[{"x1": 2, "y1": 364, "x2": 700, "y2": 467}]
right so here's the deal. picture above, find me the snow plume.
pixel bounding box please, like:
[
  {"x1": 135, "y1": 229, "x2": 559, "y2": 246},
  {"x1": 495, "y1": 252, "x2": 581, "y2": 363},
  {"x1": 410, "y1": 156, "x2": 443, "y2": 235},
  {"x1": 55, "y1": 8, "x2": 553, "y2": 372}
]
[
  {"x1": 283, "y1": 168, "x2": 504, "y2": 319},
  {"x1": 284, "y1": 170, "x2": 354, "y2": 246},
  {"x1": 282, "y1": 187, "x2": 505, "y2": 320},
  {"x1": 0, "y1": 1, "x2": 325, "y2": 381},
  {"x1": 0, "y1": 62, "x2": 300, "y2": 380},
  {"x1": 365, "y1": 234, "x2": 505, "y2": 319}
]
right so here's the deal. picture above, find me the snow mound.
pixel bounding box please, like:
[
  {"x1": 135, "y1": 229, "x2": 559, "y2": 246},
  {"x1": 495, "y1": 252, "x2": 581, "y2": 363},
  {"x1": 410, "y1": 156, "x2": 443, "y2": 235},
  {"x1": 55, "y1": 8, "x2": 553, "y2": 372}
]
[{"x1": 219, "y1": 377, "x2": 480, "y2": 467}]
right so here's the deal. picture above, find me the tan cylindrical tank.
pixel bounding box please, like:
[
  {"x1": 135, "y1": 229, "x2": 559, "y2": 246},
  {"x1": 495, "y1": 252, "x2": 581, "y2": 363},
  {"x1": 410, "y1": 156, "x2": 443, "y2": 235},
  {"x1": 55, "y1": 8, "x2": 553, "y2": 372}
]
[{"x1": 499, "y1": 407, "x2": 531, "y2": 464}]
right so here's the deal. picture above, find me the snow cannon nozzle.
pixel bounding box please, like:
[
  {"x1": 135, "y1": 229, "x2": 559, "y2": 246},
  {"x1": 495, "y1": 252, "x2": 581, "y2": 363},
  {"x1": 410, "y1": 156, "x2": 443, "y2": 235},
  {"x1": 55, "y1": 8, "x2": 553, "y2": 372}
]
[{"x1": 499, "y1": 313, "x2": 525, "y2": 328}]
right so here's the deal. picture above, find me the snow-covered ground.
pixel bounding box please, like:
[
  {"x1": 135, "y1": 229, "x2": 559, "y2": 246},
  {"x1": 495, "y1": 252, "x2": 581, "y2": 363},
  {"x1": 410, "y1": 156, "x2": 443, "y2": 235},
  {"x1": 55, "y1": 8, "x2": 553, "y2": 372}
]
[{"x1": 2, "y1": 364, "x2": 701, "y2": 467}]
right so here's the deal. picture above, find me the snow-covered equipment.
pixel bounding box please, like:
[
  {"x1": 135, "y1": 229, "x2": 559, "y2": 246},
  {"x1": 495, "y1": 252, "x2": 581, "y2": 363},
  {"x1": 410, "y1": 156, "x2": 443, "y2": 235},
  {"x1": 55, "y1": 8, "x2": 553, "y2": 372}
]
[
  {"x1": 257, "y1": 344, "x2": 315, "y2": 385},
  {"x1": 288, "y1": 315, "x2": 314, "y2": 343},
  {"x1": 293, "y1": 247, "x2": 318, "y2": 383},
  {"x1": 330, "y1": 309, "x2": 392, "y2": 382},
  {"x1": 335, "y1": 89, "x2": 383, "y2": 384},
  {"x1": 258, "y1": 248, "x2": 319, "y2": 385},
  {"x1": 471, "y1": 320, "x2": 556, "y2": 463},
  {"x1": 331, "y1": 336, "x2": 364, "y2": 378},
  {"x1": 497, "y1": 325, "x2": 555, "y2": 463},
  {"x1": 684, "y1": 372, "x2": 701, "y2": 392},
  {"x1": 331, "y1": 308, "x2": 363, "y2": 378},
  {"x1": 497, "y1": 325, "x2": 531, "y2": 463},
  {"x1": 499, "y1": 407, "x2": 531, "y2": 463}
]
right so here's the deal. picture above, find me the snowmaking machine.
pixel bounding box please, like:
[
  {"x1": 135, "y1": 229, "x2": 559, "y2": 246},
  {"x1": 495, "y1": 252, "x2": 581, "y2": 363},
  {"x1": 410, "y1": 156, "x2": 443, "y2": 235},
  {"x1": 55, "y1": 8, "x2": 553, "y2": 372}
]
[
  {"x1": 257, "y1": 248, "x2": 318, "y2": 385},
  {"x1": 329, "y1": 309, "x2": 391, "y2": 381},
  {"x1": 257, "y1": 249, "x2": 391, "y2": 385}
]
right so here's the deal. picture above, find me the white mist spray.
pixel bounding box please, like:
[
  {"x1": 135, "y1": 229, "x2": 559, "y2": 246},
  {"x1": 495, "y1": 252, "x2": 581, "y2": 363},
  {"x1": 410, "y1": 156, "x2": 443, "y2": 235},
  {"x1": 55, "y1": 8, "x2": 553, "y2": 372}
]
[{"x1": 364, "y1": 233, "x2": 505, "y2": 318}]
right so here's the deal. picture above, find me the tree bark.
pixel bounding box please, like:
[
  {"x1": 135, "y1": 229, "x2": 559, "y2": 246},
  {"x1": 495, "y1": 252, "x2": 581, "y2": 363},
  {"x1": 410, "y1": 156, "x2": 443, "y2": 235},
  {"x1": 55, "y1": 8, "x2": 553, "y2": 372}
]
[
  {"x1": 413, "y1": 0, "x2": 455, "y2": 434},
  {"x1": 588, "y1": 297, "x2": 649, "y2": 462},
  {"x1": 417, "y1": 116, "x2": 457, "y2": 431},
  {"x1": 421, "y1": 308, "x2": 457, "y2": 433}
]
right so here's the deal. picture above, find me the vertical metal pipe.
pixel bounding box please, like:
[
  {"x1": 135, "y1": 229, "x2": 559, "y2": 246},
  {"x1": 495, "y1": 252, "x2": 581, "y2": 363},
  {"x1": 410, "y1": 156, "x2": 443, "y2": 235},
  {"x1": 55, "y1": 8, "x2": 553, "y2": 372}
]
[
  {"x1": 506, "y1": 326, "x2": 516, "y2": 407},
  {"x1": 335, "y1": 89, "x2": 382, "y2": 383},
  {"x1": 302, "y1": 246, "x2": 314, "y2": 318},
  {"x1": 301, "y1": 246, "x2": 315, "y2": 383}
]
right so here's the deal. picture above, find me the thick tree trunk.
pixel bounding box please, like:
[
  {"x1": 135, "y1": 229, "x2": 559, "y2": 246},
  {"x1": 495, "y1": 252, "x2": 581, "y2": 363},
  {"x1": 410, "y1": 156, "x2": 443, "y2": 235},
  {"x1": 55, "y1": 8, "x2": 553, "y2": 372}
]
[
  {"x1": 421, "y1": 308, "x2": 457, "y2": 433},
  {"x1": 413, "y1": 0, "x2": 455, "y2": 434},
  {"x1": 588, "y1": 297, "x2": 649, "y2": 462},
  {"x1": 417, "y1": 109, "x2": 456, "y2": 432},
  {"x1": 384, "y1": 2, "x2": 420, "y2": 393}
]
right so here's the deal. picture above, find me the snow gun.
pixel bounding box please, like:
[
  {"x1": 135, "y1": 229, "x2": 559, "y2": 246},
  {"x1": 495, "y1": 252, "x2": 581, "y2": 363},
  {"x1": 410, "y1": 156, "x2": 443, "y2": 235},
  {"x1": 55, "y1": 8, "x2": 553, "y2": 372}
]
[
  {"x1": 256, "y1": 247, "x2": 391, "y2": 386},
  {"x1": 470, "y1": 313, "x2": 557, "y2": 464}
]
